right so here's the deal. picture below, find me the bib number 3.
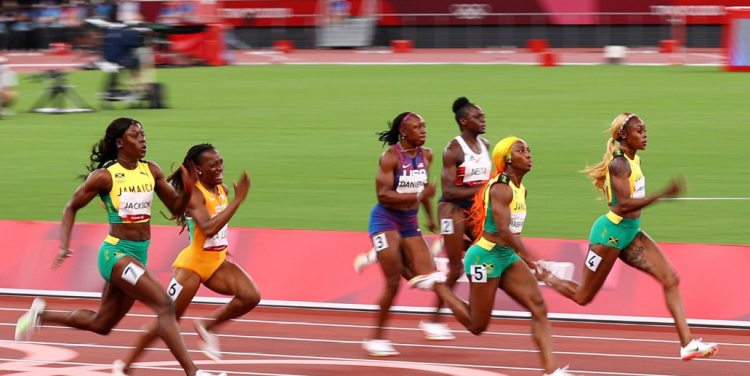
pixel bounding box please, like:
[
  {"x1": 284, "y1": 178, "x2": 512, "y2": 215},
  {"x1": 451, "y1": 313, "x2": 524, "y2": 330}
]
[{"x1": 372, "y1": 233, "x2": 389, "y2": 252}]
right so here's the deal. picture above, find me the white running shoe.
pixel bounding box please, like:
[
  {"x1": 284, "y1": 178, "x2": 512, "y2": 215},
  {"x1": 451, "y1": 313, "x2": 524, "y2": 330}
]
[
  {"x1": 15, "y1": 298, "x2": 45, "y2": 341},
  {"x1": 362, "y1": 339, "x2": 400, "y2": 356},
  {"x1": 418, "y1": 320, "x2": 455, "y2": 340},
  {"x1": 408, "y1": 271, "x2": 446, "y2": 291},
  {"x1": 195, "y1": 320, "x2": 222, "y2": 361},
  {"x1": 680, "y1": 338, "x2": 718, "y2": 360},
  {"x1": 353, "y1": 248, "x2": 378, "y2": 274},
  {"x1": 543, "y1": 365, "x2": 575, "y2": 376},
  {"x1": 195, "y1": 371, "x2": 227, "y2": 376},
  {"x1": 429, "y1": 236, "x2": 444, "y2": 256},
  {"x1": 112, "y1": 359, "x2": 127, "y2": 376}
]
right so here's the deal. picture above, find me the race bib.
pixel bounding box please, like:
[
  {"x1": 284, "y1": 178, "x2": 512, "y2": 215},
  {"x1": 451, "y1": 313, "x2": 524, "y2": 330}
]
[{"x1": 118, "y1": 191, "x2": 153, "y2": 222}]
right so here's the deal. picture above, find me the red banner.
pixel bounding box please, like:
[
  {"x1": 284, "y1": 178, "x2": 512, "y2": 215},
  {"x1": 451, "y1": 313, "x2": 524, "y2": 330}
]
[
  {"x1": 134, "y1": 0, "x2": 750, "y2": 27},
  {"x1": 1, "y1": 220, "x2": 748, "y2": 324}
]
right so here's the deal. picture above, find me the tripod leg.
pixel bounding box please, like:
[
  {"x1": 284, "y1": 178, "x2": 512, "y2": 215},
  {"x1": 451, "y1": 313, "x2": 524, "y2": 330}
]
[
  {"x1": 63, "y1": 87, "x2": 95, "y2": 111},
  {"x1": 29, "y1": 89, "x2": 56, "y2": 113}
]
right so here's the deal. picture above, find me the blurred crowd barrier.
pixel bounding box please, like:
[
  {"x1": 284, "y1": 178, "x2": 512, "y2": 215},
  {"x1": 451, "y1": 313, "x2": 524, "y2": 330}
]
[
  {"x1": 0, "y1": 0, "x2": 727, "y2": 52},
  {"x1": 1, "y1": 220, "x2": 748, "y2": 326}
]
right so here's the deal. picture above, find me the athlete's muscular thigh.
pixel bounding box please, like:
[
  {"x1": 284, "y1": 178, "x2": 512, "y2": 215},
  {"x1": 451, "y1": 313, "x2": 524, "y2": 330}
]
[
  {"x1": 438, "y1": 202, "x2": 468, "y2": 257},
  {"x1": 618, "y1": 232, "x2": 655, "y2": 273},
  {"x1": 437, "y1": 202, "x2": 465, "y2": 237},
  {"x1": 619, "y1": 231, "x2": 678, "y2": 281}
]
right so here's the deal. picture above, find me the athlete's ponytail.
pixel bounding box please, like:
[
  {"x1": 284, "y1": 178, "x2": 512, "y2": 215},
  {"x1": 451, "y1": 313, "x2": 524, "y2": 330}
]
[
  {"x1": 378, "y1": 112, "x2": 413, "y2": 146},
  {"x1": 452, "y1": 96, "x2": 474, "y2": 130}
]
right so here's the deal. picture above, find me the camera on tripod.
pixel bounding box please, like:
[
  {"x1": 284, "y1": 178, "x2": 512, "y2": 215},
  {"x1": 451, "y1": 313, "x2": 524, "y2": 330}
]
[
  {"x1": 28, "y1": 70, "x2": 94, "y2": 114},
  {"x1": 96, "y1": 23, "x2": 166, "y2": 109}
]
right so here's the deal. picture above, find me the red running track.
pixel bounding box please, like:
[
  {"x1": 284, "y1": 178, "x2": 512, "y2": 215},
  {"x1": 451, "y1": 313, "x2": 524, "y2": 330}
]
[{"x1": 0, "y1": 296, "x2": 748, "y2": 376}]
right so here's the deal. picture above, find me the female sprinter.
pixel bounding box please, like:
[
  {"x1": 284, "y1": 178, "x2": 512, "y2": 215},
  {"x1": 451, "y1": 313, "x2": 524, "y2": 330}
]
[
  {"x1": 422, "y1": 96, "x2": 491, "y2": 340},
  {"x1": 15, "y1": 118, "x2": 225, "y2": 376},
  {"x1": 362, "y1": 111, "x2": 444, "y2": 356},
  {"x1": 115, "y1": 143, "x2": 259, "y2": 374},
  {"x1": 411, "y1": 137, "x2": 576, "y2": 376},
  {"x1": 538, "y1": 113, "x2": 718, "y2": 360}
]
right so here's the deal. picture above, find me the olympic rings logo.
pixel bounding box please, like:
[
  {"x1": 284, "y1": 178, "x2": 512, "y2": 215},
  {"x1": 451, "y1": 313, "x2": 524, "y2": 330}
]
[{"x1": 449, "y1": 4, "x2": 492, "y2": 20}]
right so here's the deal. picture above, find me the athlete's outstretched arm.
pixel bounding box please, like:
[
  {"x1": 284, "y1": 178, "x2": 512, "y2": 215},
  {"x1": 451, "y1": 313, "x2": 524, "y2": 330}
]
[
  {"x1": 56, "y1": 170, "x2": 111, "y2": 268},
  {"x1": 609, "y1": 157, "x2": 682, "y2": 215},
  {"x1": 191, "y1": 173, "x2": 250, "y2": 237},
  {"x1": 150, "y1": 161, "x2": 196, "y2": 216}
]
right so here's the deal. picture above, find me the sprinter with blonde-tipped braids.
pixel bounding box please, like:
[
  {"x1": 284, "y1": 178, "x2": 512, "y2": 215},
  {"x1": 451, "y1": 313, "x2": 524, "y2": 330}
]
[
  {"x1": 410, "y1": 137, "x2": 575, "y2": 376},
  {"x1": 537, "y1": 113, "x2": 718, "y2": 361}
]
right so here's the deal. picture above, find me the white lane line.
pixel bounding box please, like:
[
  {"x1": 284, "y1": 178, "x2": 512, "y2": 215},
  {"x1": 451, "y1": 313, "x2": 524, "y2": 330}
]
[
  {"x1": 0, "y1": 340, "x2": 725, "y2": 376},
  {"x1": 0, "y1": 312, "x2": 748, "y2": 348},
  {"x1": 0, "y1": 336, "x2": 745, "y2": 365}
]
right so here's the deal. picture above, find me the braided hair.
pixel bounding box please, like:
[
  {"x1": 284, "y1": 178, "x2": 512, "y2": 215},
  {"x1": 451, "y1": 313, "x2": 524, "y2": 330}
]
[
  {"x1": 166, "y1": 143, "x2": 215, "y2": 229},
  {"x1": 377, "y1": 112, "x2": 412, "y2": 147},
  {"x1": 83, "y1": 118, "x2": 140, "y2": 178},
  {"x1": 452, "y1": 97, "x2": 473, "y2": 130}
]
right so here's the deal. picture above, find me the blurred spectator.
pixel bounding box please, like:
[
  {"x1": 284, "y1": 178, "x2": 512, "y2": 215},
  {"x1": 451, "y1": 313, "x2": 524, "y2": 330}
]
[
  {"x1": 0, "y1": 57, "x2": 17, "y2": 116},
  {"x1": 39, "y1": 0, "x2": 64, "y2": 46},
  {"x1": 63, "y1": 0, "x2": 86, "y2": 47},
  {"x1": 91, "y1": 0, "x2": 115, "y2": 22},
  {"x1": 330, "y1": 0, "x2": 350, "y2": 25},
  {"x1": 117, "y1": 0, "x2": 143, "y2": 23},
  {"x1": 157, "y1": 2, "x2": 179, "y2": 25},
  {"x1": 10, "y1": 6, "x2": 35, "y2": 51},
  {"x1": 0, "y1": 4, "x2": 9, "y2": 51}
]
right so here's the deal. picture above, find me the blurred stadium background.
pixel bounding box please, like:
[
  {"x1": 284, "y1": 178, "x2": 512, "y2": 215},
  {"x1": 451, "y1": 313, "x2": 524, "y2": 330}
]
[
  {"x1": 0, "y1": 2, "x2": 749, "y2": 374},
  {"x1": 0, "y1": 0, "x2": 748, "y2": 315}
]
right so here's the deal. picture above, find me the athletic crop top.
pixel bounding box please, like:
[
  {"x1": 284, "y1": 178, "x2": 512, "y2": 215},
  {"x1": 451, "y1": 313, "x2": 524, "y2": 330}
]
[
  {"x1": 605, "y1": 149, "x2": 645, "y2": 206},
  {"x1": 482, "y1": 173, "x2": 527, "y2": 235},
  {"x1": 454, "y1": 136, "x2": 491, "y2": 186},
  {"x1": 392, "y1": 144, "x2": 429, "y2": 194},
  {"x1": 100, "y1": 160, "x2": 155, "y2": 224},
  {"x1": 186, "y1": 183, "x2": 229, "y2": 252}
]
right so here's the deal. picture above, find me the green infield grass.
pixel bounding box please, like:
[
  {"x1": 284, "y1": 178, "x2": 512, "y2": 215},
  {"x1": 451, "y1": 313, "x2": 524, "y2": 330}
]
[{"x1": 1, "y1": 64, "x2": 747, "y2": 245}]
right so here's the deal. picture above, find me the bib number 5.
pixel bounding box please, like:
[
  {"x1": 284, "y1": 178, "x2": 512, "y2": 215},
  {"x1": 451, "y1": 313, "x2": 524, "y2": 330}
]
[{"x1": 470, "y1": 264, "x2": 487, "y2": 283}]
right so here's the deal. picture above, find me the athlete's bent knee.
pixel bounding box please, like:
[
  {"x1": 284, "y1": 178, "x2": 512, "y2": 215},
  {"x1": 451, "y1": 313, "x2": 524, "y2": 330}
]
[
  {"x1": 90, "y1": 323, "x2": 114, "y2": 335},
  {"x1": 238, "y1": 290, "x2": 261, "y2": 310},
  {"x1": 154, "y1": 295, "x2": 176, "y2": 316},
  {"x1": 468, "y1": 322, "x2": 489, "y2": 336},
  {"x1": 662, "y1": 271, "x2": 681, "y2": 289},
  {"x1": 445, "y1": 263, "x2": 464, "y2": 284},
  {"x1": 528, "y1": 296, "x2": 548, "y2": 318},
  {"x1": 574, "y1": 294, "x2": 595, "y2": 306}
]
